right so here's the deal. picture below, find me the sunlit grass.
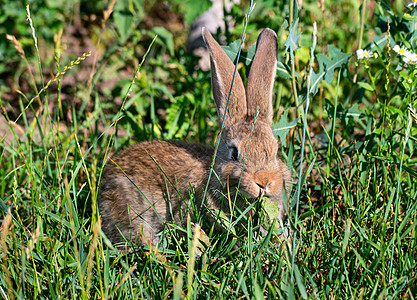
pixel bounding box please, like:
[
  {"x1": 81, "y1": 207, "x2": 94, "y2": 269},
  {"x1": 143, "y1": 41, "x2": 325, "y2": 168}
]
[{"x1": 0, "y1": 0, "x2": 416, "y2": 298}]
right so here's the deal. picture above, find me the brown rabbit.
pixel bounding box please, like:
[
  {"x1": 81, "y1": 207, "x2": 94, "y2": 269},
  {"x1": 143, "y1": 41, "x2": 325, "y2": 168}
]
[{"x1": 99, "y1": 28, "x2": 291, "y2": 244}]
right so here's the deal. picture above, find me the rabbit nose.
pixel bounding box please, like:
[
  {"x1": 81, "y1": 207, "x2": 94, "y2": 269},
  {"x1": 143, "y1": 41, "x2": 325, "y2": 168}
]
[
  {"x1": 256, "y1": 182, "x2": 266, "y2": 189},
  {"x1": 254, "y1": 171, "x2": 271, "y2": 193}
]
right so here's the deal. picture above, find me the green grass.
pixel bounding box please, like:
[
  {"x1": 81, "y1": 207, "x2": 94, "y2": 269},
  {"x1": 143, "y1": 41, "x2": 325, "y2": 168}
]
[{"x1": 1, "y1": 0, "x2": 417, "y2": 298}]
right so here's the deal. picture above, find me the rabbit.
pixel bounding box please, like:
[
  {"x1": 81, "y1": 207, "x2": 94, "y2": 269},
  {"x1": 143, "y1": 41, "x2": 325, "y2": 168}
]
[{"x1": 99, "y1": 27, "x2": 292, "y2": 245}]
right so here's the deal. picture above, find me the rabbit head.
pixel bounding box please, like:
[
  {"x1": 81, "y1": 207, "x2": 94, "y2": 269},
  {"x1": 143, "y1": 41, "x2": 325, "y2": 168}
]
[{"x1": 203, "y1": 28, "x2": 291, "y2": 217}]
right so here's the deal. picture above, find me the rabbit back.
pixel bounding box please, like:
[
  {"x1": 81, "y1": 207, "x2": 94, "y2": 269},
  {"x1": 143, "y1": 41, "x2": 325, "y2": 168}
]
[{"x1": 99, "y1": 140, "x2": 213, "y2": 243}]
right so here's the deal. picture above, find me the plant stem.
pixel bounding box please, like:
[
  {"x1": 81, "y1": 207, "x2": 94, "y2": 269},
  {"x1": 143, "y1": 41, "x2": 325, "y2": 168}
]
[
  {"x1": 289, "y1": 0, "x2": 299, "y2": 114},
  {"x1": 291, "y1": 21, "x2": 317, "y2": 284}
]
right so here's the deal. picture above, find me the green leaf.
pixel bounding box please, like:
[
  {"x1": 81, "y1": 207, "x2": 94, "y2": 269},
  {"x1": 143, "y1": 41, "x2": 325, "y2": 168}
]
[
  {"x1": 183, "y1": 0, "x2": 212, "y2": 24},
  {"x1": 262, "y1": 197, "x2": 281, "y2": 220},
  {"x1": 165, "y1": 96, "x2": 186, "y2": 139},
  {"x1": 344, "y1": 103, "x2": 363, "y2": 120},
  {"x1": 254, "y1": 281, "x2": 264, "y2": 300},
  {"x1": 352, "y1": 248, "x2": 369, "y2": 271},
  {"x1": 310, "y1": 45, "x2": 352, "y2": 95},
  {"x1": 403, "y1": 13, "x2": 417, "y2": 21},
  {"x1": 245, "y1": 42, "x2": 257, "y2": 66},
  {"x1": 371, "y1": 33, "x2": 392, "y2": 51},
  {"x1": 272, "y1": 109, "x2": 298, "y2": 147},
  {"x1": 285, "y1": 18, "x2": 301, "y2": 55},
  {"x1": 277, "y1": 61, "x2": 292, "y2": 79},
  {"x1": 402, "y1": 165, "x2": 417, "y2": 178},
  {"x1": 222, "y1": 40, "x2": 248, "y2": 65},
  {"x1": 293, "y1": 264, "x2": 308, "y2": 299},
  {"x1": 223, "y1": 41, "x2": 291, "y2": 78},
  {"x1": 113, "y1": 10, "x2": 134, "y2": 43},
  {"x1": 325, "y1": 100, "x2": 363, "y2": 121},
  {"x1": 342, "y1": 218, "x2": 351, "y2": 257},
  {"x1": 357, "y1": 81, "x2": 375, "y2": 91},
  {"x1": 150, "y1": 27, "x2": 175, "y2": 56},
  {"x1": 387, "y1": 105, "x2": 403, "y2": 116},
  {"x1": 261, "y1": 197, "x2": 281, "y2": 232}
]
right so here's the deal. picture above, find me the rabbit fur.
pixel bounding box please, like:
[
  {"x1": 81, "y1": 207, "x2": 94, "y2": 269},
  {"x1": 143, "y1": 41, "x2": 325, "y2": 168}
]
[{"x1": 99, "y1": 28, "x2": 291, "y2": 244}]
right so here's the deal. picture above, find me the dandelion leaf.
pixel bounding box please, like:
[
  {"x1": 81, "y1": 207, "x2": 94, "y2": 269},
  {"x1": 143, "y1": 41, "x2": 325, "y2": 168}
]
[
  {"x1": 277, "y1": 61, "x2": 293, "y2": 79},
  {"x1": 222, "y1": 40, "x2": 240, "y2": 63},
  {"x1": 245, "y1": 42, "x2": 257, "y2": 66},
  {"x1": 273, "y1": 109, "x2": 298, "y2": 147},
  {"x1": 285, "y1": 18, "x2": 301, "y2": 53},
  {"x1": 222, "y1": 39, "x2": 255, "y2": 66},
  {"x1": 372, "y1": 33, "x2": 391, "y2": 50},
  {"x1": 310, "y1": 45, "x2": 351, "y2": 95}
]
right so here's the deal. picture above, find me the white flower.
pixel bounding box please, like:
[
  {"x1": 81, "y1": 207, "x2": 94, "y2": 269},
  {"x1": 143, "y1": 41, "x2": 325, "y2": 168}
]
[
  {"x1": 407, "y1": 0, "x2": 417, "y2": 9},
  {"x1": 356, "y1": 49, "x2": 374, "y2": 60},
  {"x1": 363, "y1": 50, "x2": 374, "y2": 59},
  {"x1": 356, "y1": 49, "x2": 364, "y2": 60},
  {"x1": 393, "y1": 44, "x2": 410, "y2": 56},
  {"x1": 403, "y1": 51, "x2": 417, "y2": 65}
]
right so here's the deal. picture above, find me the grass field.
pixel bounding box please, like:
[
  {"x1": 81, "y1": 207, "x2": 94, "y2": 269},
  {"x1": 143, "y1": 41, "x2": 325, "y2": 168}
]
[{"x1": 0, "y1": 0, "x2": 416, "y2": 298}]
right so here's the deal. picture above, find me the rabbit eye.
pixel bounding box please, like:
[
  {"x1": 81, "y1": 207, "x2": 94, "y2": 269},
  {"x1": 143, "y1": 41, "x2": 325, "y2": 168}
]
[{"x1": 230, "y1": 147, "x2": 239, "y2": 161}]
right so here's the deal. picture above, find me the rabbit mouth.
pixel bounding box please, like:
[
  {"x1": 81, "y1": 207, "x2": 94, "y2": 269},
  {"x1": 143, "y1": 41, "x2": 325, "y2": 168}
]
[
  {"x1": 244, "y1": 183, "x2": 273, "y2": 199},
  {"x1": 258, "y1": 187, "x2": 267, "y2": 198},
  {"x1": 231, "y1": 183, "x2": 269, "y2": 200},
  {"x1": 228, "y1": 170, "x2": 281, "y2": 200},
  {"x1": 215, "y1": 163, "x2": 283, "y2": 200}
]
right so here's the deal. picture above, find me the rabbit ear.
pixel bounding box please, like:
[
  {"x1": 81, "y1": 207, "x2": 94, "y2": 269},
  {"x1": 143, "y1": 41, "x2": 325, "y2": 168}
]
[
  {"x1": 202, "y1": 28, "x2": 247, "y2": 127},
  {"x1": 246, "y1": 28, "x2": 278, "y2": 125}
]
